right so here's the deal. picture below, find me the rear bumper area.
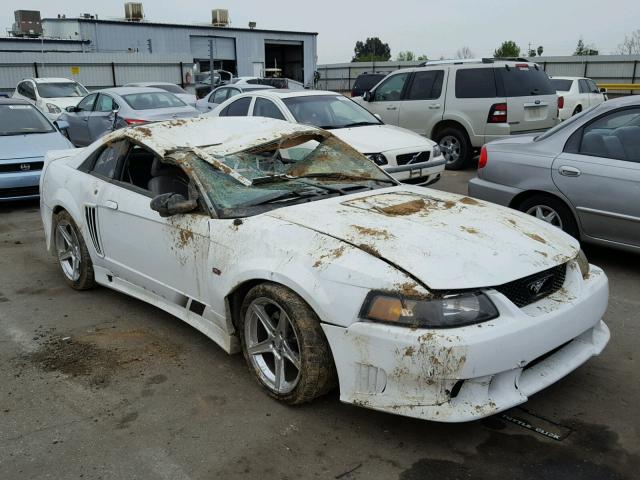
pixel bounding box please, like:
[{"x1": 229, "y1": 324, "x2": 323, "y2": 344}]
[
  {"x1": 322, "y1": 263, "x2": 609, "y2": 422},
  {"x1": 468, "y1": 176, "x2": 522, "y2": 207}
]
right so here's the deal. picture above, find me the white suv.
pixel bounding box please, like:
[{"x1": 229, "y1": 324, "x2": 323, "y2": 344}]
[
  {"x1": 12, "y1": 77, "x2": 89, "y2": 121},
  {"x1": 354, "y1": 59, "x2": 560, "y2": 169}
]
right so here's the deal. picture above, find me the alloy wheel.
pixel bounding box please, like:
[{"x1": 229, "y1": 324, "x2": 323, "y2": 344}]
[
  {"x1": 525, "y1": 205, "x2": 564, "y2": 229},
  {"x1": 244, "y1": 297, "x2": 301, "y2": 394},
  {"x1": 55, "y1": 220, "x2": 82, "y2": 282},
  {"x1": 439, "y1": 135, "x2": 461, "y2": 164}
]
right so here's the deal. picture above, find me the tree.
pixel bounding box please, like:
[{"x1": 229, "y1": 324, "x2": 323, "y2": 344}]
[
  {"x1": 455, "y1": 46, "x2": 474, "y2": 59},
  {"x1": 528, "y1": 49, "x2": 537, "y2": 57},
  {"x1": 396, "y1": 51, "x2": 416, "y2": 61},
  {"x1": 537, "y1": 45, "x2": 544, "y2": 56},
  {"x1": 494, "y1": 41, "x2": 520, "y2": 58},
  {"x1": 528, "y1": 45, "x2": 544, "y2": 57},
  {"x1": 417, "y1": 54, "x2": 428, "y2": 61},
  {"x1": 574, "y1": 38, "x2": 599, "y2": 56},
  {"x1": 352, "y1": 37, "x2": 391, "y2": 62},
  {"x1": 617, "y1": 30, "x2": 640, "y2": 55}
]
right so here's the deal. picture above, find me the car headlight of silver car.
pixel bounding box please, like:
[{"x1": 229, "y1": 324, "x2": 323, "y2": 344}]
[
  {"x1": 366, "y1": 153, "x2": 388, "y2": 166},
  {"x1": 46, "y1": 103, "x2": 62, "y2": 114},
  {"x1": 432, "y1": 145, "x2": 442, "y2": 158},
  {"x1": 361, "y1": 291, "x2": 499, "y2": 328},
  {"x1": 576, "y1": 249, "x2": 590, "y2": 279}
]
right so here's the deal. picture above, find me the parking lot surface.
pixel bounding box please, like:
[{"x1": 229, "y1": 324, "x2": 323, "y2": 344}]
[{"x1": 1, "y1": 169, "x2": 639, "y2": 479}]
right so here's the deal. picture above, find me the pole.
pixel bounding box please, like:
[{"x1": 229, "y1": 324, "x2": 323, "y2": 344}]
[
  {"x1": 209, "y1": 38, "x2": 215, "y2": 82},
  {"x1": 33, "y1": 62, "x2": 39, "y2": 78},
  {"x1": 583, "y1": 60, "x2": 588, "y2": 78},
  {"x1": 179, "y1": 62, "x2": 185, "y2": 88},
  {"x1": 111, "y1": 62, "x2": 116, "y2": 87}
]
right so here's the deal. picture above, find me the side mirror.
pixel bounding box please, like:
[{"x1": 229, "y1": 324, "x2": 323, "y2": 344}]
[
  {"x1": 54, "y1": 120, "x2": 69, "y2": 131},
  {"x1": 65, "y1": 105, "x2": 78, "y2": 113},
  {"x1": 599, "y1": 87, "x2": 607, "y2": 93},
  {"x1": 150, "y1": 193, "x2": 198, "y2": 217},
  {"x1": 363, "y1": 90, "x2": 373, "y2": 102}
]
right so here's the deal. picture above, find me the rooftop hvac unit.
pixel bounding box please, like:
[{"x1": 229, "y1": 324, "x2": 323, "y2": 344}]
[
  {"x1": 212, "y1": 9, "x2": 229, "y2": 27},
  {"x1": 12, "y1": 10, "x2": 42, "y2": 37},
  {"x1": 125, "y1": 2, "x2": 144, "y2": 22}
]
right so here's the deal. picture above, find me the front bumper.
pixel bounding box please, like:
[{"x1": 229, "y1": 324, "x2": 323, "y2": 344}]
[
  {"x1": 0, "y1": 169, "x2": 41, "y2": 202},
  {"x1": 384, "y1": 157, "x2": 446, "y2": 184},
  {"x1": 322, "y1": 263, "x2": 609, "y2": 422}
]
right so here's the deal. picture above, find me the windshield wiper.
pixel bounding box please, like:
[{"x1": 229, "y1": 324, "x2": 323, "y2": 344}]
[
  {"x1": 295, "y1": 172, "x2": 396, "y2": 184},
  {"x1": 238, "y1": 188, "x2": 331, "y2": 208},
  {"x1": 338, "y1": 121, "x2": 381, "y2": 128}
]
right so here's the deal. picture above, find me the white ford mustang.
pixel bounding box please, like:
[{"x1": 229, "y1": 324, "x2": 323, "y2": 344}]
[{"x1": 40, "y1": 116, "x2": 610, "y2": 422}]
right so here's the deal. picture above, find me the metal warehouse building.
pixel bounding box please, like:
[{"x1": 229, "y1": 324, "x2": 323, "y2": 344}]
[{"x1": 37, "y1": 12, "x2": 318, "y2": 86}]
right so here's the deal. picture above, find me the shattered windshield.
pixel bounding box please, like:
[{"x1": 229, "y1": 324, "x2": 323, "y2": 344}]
[{"x1": 185, "y1": 132, "x2": 394, "y2": 215}]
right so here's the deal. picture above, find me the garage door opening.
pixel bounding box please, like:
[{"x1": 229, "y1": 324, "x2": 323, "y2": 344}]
[{"x1": 264, "y1": 41, "x2": 303, "y2": 83}]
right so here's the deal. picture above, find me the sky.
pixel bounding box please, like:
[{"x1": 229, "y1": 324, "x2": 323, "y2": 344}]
[{"x1": 2, "y1": 0, "x2": 639, "y2": 63}]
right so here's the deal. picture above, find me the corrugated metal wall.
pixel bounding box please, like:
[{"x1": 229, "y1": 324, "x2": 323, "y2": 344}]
[
  {"x1": 0, "y1": 52, "x2": 192, "y2": 92},
  {"x1": 318, "y1": 56, "x2": 640, "y2": 93}
]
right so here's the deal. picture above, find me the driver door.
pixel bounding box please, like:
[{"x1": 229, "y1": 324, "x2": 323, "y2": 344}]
[
  {"x1": 90, "y1": 140, "x2": 212, "y2": 304},
  {"x1": 361, "y1": 72, "x2": 410, "y2": 125},
  {"x1": 66, "y1": 93, "x2": 97, "y2": 146},
  {"x1": 88, "y1": 93, "x2": 120, "y2": 141}
]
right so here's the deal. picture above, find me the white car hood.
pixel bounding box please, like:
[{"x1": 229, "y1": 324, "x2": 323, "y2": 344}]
[
  {"x1": 267, "y1": 186, "x2": 579, "y2": 290},
  {"x1": 331, "y1": 124, "x2": 434, "y2": 154},
  {"x1": 40, "y1": 97, "x2": 83, "y2": 109}
]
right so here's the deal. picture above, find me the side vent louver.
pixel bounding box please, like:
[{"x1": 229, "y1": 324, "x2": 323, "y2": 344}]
[{"x1": 84, "y1": 205, "x2": 103, "y2": 256}]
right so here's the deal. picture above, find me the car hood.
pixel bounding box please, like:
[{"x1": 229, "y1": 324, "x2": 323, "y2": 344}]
[
  {"x1": 331, "y1": 124, "x2": 435, "y2": 154},
  {"x1": 41, "y1": 97, "x2": 83, "y2": 109},
  {"x1": 267, "y1": 186, "x2": 579, "y2": 290},
  {"x1": 0, "y1": 132, "x2": 73, "y2": 161}
]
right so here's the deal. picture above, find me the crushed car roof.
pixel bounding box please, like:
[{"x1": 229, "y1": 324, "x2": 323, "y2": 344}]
[{"x1": 120, "y1": 116, "x2": 323, "y2": 157}]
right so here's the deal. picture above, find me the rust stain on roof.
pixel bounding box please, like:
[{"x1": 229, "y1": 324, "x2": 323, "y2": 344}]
[
  {"x1": 460, "y1": 226, "x2": 479, "y2": 235},
  {"x1": 460, "y1": 196, "x2": 481, "y2": 206},
  {"x1": 525, "y1": 232, "x2": 547, "y2": 244}
]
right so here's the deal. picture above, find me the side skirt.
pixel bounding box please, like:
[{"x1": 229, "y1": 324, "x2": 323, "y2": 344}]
[{"x1": 93, "y1": 266, "x2": 240, "y2": 354}]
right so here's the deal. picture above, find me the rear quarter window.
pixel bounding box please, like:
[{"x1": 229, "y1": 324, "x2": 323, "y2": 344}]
[
  {"x1": 497, "y1": 66, "x2": 555, "y2": 97},
  {"x1": 455, "y1": 68, "x2": 497, "y2": 98}
]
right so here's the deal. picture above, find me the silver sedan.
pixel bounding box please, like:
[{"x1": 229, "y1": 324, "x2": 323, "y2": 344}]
[
  {"x1": 58, "y1": 87, "x2": 199, "y2": 146},
  {"x1": 469, "y1": 95, "x2": 640, "y2": 253}
]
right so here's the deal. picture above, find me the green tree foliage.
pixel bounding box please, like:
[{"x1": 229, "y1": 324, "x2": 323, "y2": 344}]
[
  {"x1": 352, "y1": 37, "x2": 391, "y2": 62},
  {"x1": 494, "y1": 41, "x2": 521, "y2": 58},
  {"x1": 537, "y1": 45, "x2": 544, "y2": 56},
  {"x1": 396, "y1": 51, "x2": 416, "y2": 61},
  {"x1": 574, "y1": 38, "x2": 599, "y2": 56}
]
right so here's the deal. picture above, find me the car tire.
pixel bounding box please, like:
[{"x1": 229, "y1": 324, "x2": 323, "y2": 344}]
[
  {"x1": 573, "y1": 105, "x2": 582, "y2": 116},
  {"x1": 435, "y1": 127, "x2": 472, "y2": 170},
  {"x1": 517, "y1": 195, "x2": 579, "y2": 239},
  {"x1": 239, "y1": 282, "x2": 337, "y2": 405},
  {"x1": 53, "y1": 210, "x2": 97, "y2": 290}
]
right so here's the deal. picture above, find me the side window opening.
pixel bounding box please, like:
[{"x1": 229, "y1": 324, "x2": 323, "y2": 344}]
[
  {"x1": 455, "y1": 68, "x2": 497, "y2": 98},
  {"x1": 118, "y1": 144, "x2": 158, "y2": 192},
  {"x1": 221, "y1": 97, "x2": 251, "y2": 117},
  {"x1": 373, "y1": 73, "x2": 409, "y2": 102},
  {"x1": 90, "y1": 140, "x2": 130, "y2": 178},
  {"x1": 253, "y1": 98, "x2": 286, "y2": 120},
  {"x1": 579, "y1": 108, "x2": 640, "y2": 162},
  {"x1": 407, "y1": 70, "x2": 444, "y2": 100}
]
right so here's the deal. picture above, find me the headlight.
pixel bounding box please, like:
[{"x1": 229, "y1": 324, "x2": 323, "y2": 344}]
[
  {"x1": 576, "y1": 249, "x2": 590, "y2": 279},
  {"x1": 46, "y1": 103, "x2": 61, "y2": 114},
  {"x1": 432, "y1": 145, "x2": 442, "y2": 158},
  {"x1": 361, "y1": 291, "x2": 499, "y2": 328},
  {"x1": 366, "y1": 153, "x2": 388, "y2": 166}
]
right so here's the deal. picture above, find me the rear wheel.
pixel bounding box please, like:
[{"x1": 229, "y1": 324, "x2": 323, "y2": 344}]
[
  {"x1": 517, "y1": 194, "x2": 579, "y2": 239},
  {"x1": 435, "y1": 127, "x2": 472, "y2": 170},
  {"x1": 53, "y1": 210, "x2": 96, "y2": 290},
  {"x1": 239, "y1": 283, "x2": 336, "y2": 405}
]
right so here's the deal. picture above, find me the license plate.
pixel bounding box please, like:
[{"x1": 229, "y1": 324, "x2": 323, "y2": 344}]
[{"x1": 525, "y1": 106, "x2": 545, "y2": 121}]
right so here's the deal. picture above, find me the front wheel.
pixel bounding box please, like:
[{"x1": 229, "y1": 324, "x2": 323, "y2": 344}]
[
  {"x1": 518, "y1": 195, "x2": 579, "y2": 239},
  {"x1": 435, "y1": 127, "x2": 472, "y2": 170},
  {"x1": 239, "y1": 283, "x2": 336, "y2": 405},
  {"x1": 53, "y1": 210, "x2": 96, "y2": 290}
]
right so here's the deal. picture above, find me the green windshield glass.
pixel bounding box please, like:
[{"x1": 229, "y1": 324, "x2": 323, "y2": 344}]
[{"x1": 185, "y1": 133, "x2": 392, "y2": 211}]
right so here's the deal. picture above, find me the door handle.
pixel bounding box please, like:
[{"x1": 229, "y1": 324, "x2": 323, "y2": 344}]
[
  {"x1": 104, "y1": 200, "x2": 118, "y2": 210},
  {"x1": 386, "y1": 106, "x2": 397, "y2": 111},
  {"x1": 428, "y1": 104, "x2": 441, "y2": 109},
  {"x1": 559, "y1": 166, "x2": 581, "y2": 177}
]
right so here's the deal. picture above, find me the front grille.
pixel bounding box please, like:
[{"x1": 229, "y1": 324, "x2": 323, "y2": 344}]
[
  {"x1": 0, "y1": 185, "x2": 39, "y2": 198},
  {"x1": 0, "y1": 161, "x2": 44, "y2": 173},
  {"x1": 494, "y1": 264, "x2": 567, "y2": 308},
  {"x1": 396, "y1": 151, "x2": 430, "y2": 166}
]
